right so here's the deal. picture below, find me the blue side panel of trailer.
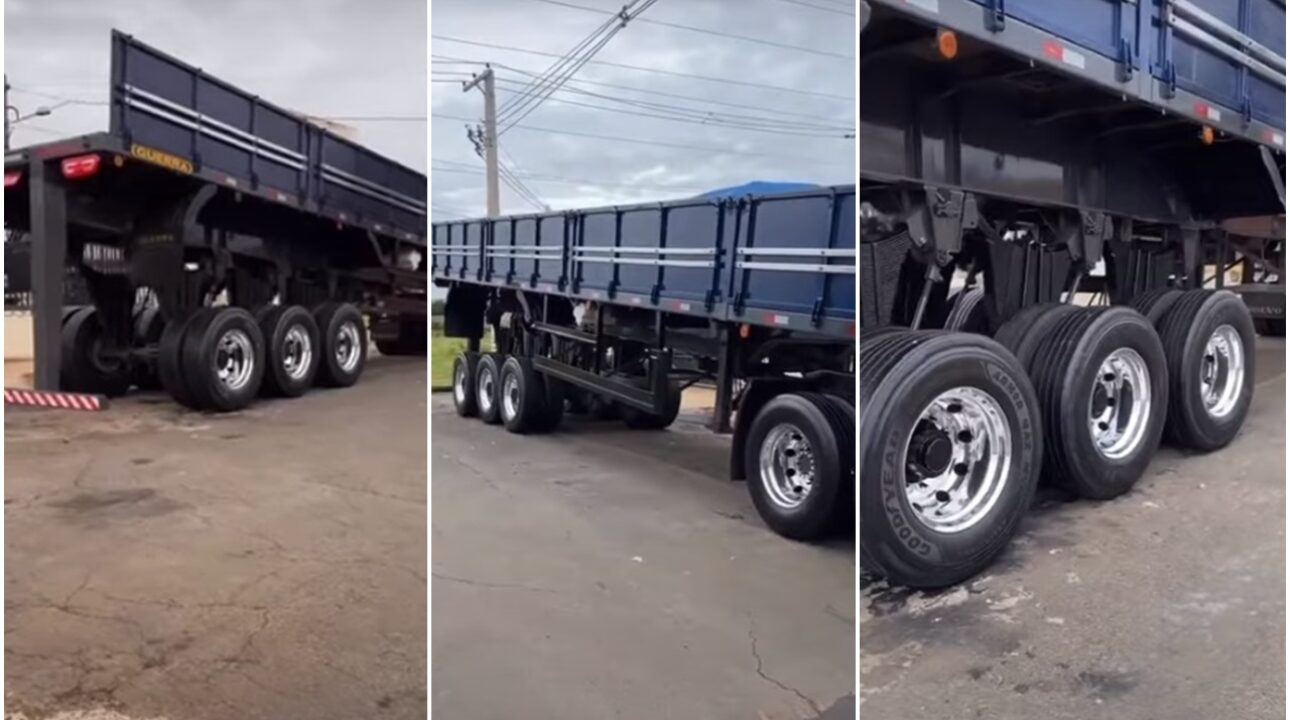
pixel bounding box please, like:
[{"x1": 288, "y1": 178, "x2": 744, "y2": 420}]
[
  {"x1": 108, "y1": 30, "x2": 427, "y2": 238},
  {"x1": 967, "y1": 0, "x2": 1138, "y2": 66},
  {"x1": 431, "y1": 186, "x2": 856, "y2": 337},
  {"x1": 886, "y1": 0, "x2": 1284, "y2": 145}
]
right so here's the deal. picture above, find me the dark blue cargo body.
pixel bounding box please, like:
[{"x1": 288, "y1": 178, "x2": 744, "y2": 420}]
[
  {"x1": 432, "y1": 186, "x2": 856, "y2": 338},
  {"x1": 109, "y1": 30, "x2": 426, "y2": 238},
  {"x1": 905, "y1": 0, "x2": 1286, "y2": 145}
]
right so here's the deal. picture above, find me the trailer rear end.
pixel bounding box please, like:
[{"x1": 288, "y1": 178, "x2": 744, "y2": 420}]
[
  {"x1": 4, "y1": 31, "x2": 427, "y2": 411},
  {"x1": 860, "y1": 0, "x2": 1285, "y2": 587}
]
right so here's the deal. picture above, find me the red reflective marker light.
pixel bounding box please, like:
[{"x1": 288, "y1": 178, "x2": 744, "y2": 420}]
[
  {"x1": 61, "y1": 154, "x2": 102, "y2": 180},
  {"x1": 3, "y1": 170, "x2": 21, "y2": 188}
]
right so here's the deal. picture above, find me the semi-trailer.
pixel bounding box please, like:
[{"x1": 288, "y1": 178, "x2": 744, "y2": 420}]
[
  {"x1": 860, "y1": 0, "x2": 1285, "y2": 587},
  {"x1": 4, "y1": 31, "x2": 428, "y2": 411},
  {"x1": 433, "y1": 186, "x2": 857, "y2": 539}
]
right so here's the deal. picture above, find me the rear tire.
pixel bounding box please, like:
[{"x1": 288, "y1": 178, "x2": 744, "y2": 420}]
[
  {"x1": 745, "y1": 392, "x2": 851, "y2": 540},
  {"x1": 60, "y1": 306, "x2": 132, "y2": 397},
  {"x1": 499, "y1": 355, "x2": 547, "y2": 434},
  {"x1": 159, "y1": 309, "x2": 210, "y2": 409},
  {"x1": 1156, "y1": 290, "x2": 1256, "y2": 450},
  {"x1": 258, "y1": 305, "x2": 320, "y2": 398},
  {"x1": 859, "y1": 330, "x2": 1042, "y2": 589},
  {"x1": 1025, "y1": 307, "x2": 1168, "y2": 499},
  {"x1": 131, "y1": 306, "x2": 166, "y2": 390},
  {"x1": 452, "y1": 351, "x2": 480, "y2": 417},
  {"x1": 1129, "y1": 288, "x2": 1185, "y2": 325},
  {"x1": 475, "y1": 353, "x2": 504, "y2": 425},
  {"x1": 313, "y1": 302, "x2": 367, "y2": 388},
  {"x1": 182, "y1": 307, "x2": 265, "y2": 412},
  {"x1": 942, "y1": 288, "x2": 995, "y2": 334}
]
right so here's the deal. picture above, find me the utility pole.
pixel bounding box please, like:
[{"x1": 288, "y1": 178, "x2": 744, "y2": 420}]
[
  {"x1": 5, "y1": 75, "x2": 13, "y2": 152},
  {"x1": 463, "y1": 67, "x2": 500, "y2": 218}
]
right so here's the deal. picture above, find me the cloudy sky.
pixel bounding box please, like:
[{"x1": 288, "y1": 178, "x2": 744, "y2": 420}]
[
  {"x1": 4, "y1": 0, "x2": 427, "y2": 171},
  {"x1": 431, "y1": 0, "x2": 856, "y2": 218}
]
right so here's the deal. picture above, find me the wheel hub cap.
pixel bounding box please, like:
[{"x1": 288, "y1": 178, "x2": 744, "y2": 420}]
[
  {"x1": 1088, "y1": 347, "x2": 1152, "y2": 459},
  {"x1": 478, "y1": 369, "x2": 495, "y2": 414},
  {"x1": 335, "y1": 321, "x2": 361, "y2": 372},
  {"x1": 502, "y1": 373, "x2": 520, "y2": 420},
  {"x1": 215, "y1": 329, "x2": 254, "y2": 392},
  {"x1": 904, "y1": 387, "x2": 1011, "y2": 534},
  {"x1": 282, "y1": 325, "x2": 312, "y2": 381},
  {"x1": 758, "y1": 423, "x2": 817, "y2": 510},
  {"x1": 454, "y1": 362, "x2": 468, "y2": 405},
  {"x1": 1200, "y1": 325, "x2": 1244, "y2": 419}
]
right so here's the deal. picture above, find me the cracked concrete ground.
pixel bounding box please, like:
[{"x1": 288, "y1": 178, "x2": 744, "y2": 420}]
[
  {"x1": 5, "y1": 356, "x2": 427, "y2": 720},
  {"x1": 431, "y1": 397, "x2": 855, "y2": 720},
  {"x1": 860, "y1": 337, "x2": 1286, "y2": 720}
]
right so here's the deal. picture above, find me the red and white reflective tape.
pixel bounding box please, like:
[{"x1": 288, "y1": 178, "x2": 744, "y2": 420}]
[{"x1": 4, "y1": 388, "x2": 107, "y2": 411}]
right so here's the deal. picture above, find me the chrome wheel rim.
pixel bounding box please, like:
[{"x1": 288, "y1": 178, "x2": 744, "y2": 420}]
[
  {"x1": 282, "y1": 325, "x2": 312, "y2": 381},
  {"x1": 454, "y1": 361, "x2": 469, "y2": 405},
  {"x1": 215, "y1": 329, "x2": 255, "y2": 392},
  {"x1": 1089, "y1": 347, "x2": 1152, "y2": 459},
  {"x1": 758, "y1": 423, "x2": 816, "y2": 510},
  {"x1": 335, "y1": 321, "x2": 362, "y2": 372},
  {"x1": 477, "y1": 367, "x2": 495, "y2": 415},
  {"x1": 903, "y1": 387, "x2": 1012, "y2": 534},
  {"x1": 502, "y1": 373, "x2": 520, "y2": 421},
  {"x1": 1200, "y1": 324, "x2": 1244, "y2": 419}
]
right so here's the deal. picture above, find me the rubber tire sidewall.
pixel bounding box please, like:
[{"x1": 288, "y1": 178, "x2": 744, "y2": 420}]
[
  {"x1": 1162, "y1": 290, "x2": 1256, "y2": 450},
  {"x1": 159, "y1": 309, "x2": 211, "y2": 409},
  {"x1": 314, "y1": 302, "x2": 367, "y2": 388},
  {"x1": 475, "y1": 353, "x2": 504, "y2": 424},
  {"x1": 452, "y1": 351, "x2": 480, "y2": 417},
  {"x1": 183, "y1": 307, "x2": 266, "y2": 412},
  {"x1": 61, "y1": 306, "x2": 131, "y2": 396},
  {"x1": 260, "y1": 305, "x2": 321, "y2": 398},
  {"x1": 499, "y1": 355, "x2": 546, "y2": 433},
  {"x1": 744, "y1": 393, "x2": 846, "y2": 540},
  {"x1": 1039, "y1": 308, "x2": 1168, "y2": 499},
  {"x1": 860, "y1": 335, "x2": 1042, "y2": 589}
]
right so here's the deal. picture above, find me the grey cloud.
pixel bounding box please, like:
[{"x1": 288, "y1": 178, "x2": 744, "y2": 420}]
[
  {"x1": 5, "y1": 0, "x2": 427, "y2": 171},
  {"x1": 431, "y1": 0, "x2": 856, "y2": 217}
]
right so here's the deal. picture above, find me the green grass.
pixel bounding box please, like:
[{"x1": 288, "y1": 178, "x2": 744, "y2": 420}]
[
  {"x1": 430, "y1": 322, "x2": 466, "y2": 390},
  {"x1": 430, "y1": 320, "x2": 492, "y2": 390}
]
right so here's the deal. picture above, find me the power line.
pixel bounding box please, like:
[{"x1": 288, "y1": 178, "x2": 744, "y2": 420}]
[
  {"x1": 768, "y1": 0, "x2": 855, "y2": 15},
  {"x1": 493, "y1": 74, "x2": 850, "y2": 132},
  {"x1": 526, "y1": 0, "x2": 851, "y2": 60},
  {"x1": 432, "y1": 113, "x2": 852, "y2": 167},
  {"x1": 322, "y1": 115, "x2": 426, "y2": 122},
  {"x1": 438, "y1": 58, "x2": 848, "y2": 125},
  {"x1": 432, "y1": 36, "x2": 852, "y2": 101},
  {"x1": 495, "y1": 4, "x2": 623, "y2": 121},
  {"x1": 431, "y1": 164, "x2": 706, "y2": 193},
  {"x1": 8, "y1": 86, "x2": 107, "y2": 106},
  {"x1": 499, "y1": 144, "x2": 548, "y2": 206},
  {"x1": 498, "y1": 0, "x2": 659, "y2": 134},
  {"x1": 495, "y1": 93, "x2": 851, "y2": 137}
]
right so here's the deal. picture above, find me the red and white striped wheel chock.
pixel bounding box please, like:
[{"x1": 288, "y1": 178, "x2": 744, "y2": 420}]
[{"x1": 4, "y1": 388, "x2": 108, "y2": 411}]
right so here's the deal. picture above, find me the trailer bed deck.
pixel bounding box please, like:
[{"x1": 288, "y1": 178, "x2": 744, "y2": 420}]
[{"x1": 432, "y1": 185, "x2": 856, "y2": 338}]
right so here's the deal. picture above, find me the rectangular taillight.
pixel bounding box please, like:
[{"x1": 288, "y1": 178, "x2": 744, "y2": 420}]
[
  {"x1": 3, "y1": 170, "x2": 21, "y2": 188},
  {"x1": 61, "y1": 154, "x2": 101, "y2": 180}
]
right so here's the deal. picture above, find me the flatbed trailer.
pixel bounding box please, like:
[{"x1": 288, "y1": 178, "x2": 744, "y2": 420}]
[
  {"x1": 4, "y1": 31, "x2": 427, "y2": 411},
  {"x1": 860, "y1": 0, "x2": 1285, "y2": 587},
  {"x1": 433, "y1": 186, "x2": 857, "y2": 539}
]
